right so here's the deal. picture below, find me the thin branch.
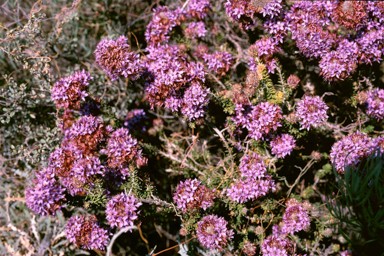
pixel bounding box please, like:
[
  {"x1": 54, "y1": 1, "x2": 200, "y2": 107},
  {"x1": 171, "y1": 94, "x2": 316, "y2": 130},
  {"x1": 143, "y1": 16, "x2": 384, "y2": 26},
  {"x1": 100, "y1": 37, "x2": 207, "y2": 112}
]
[{"x1": 106, "y1": 226, "x2": 138, "y2": 256}]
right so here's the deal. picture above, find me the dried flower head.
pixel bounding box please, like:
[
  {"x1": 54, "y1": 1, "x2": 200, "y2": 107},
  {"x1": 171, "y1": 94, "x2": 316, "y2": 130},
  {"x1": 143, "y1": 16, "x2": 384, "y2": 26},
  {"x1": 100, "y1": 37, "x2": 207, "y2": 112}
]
[
  {"x1": 287, "y1": 74, "x2": 300, "y2": 89},
  {"x1": 68, "y1": 115, "x2": 108, "y2": 154},
  {"x1": 95, "y1": 36, "x2": 142, "y2": 81}
]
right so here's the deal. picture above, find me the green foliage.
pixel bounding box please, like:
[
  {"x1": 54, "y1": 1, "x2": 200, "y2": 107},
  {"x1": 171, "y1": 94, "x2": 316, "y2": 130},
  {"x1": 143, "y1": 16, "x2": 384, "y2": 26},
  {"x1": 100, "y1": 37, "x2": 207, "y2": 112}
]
[{"x1": 327, "y1": 151, "x2": 384, "y2": 255}]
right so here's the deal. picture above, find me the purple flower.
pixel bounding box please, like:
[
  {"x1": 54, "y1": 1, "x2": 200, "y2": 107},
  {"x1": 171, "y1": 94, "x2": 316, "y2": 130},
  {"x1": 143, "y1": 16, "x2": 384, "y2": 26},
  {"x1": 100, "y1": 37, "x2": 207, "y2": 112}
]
[
  {"x1": 366, "y1": 88, "x2": 384, "y2": 121},
  {"x1": 319, "y1": 40, "x2": 359, "y2": 81},
  {"x1": 226, "y1": 152, "x2": 275, "y2": 203},
  {"x1": 49, "y1": 142, "x2": 104, "y2": 196},
  {"x1": 65, "y1": 215, "x2": 110, "y2": 250},
  {"x1": 203, "y1": 51, "x2": 233, "y2": 76},
  {"x1": 260, "y1": 0, "x2": 283, "y2": 19},
  {"x1": 356, "y1": 28, "x2": 384, "y2": 65},
  {"x1": 296, "y1": 95, "x2": 328, "y2": 130},
  {"x1": 181, "y1": 83, "x2": 210, "y2": 121},
  {"x1": 185, "y1": 21, "x2": 207, "y2": 39},
  {"x1": 145, "y1": 7, "x2": 185, "y2": 46},
  {"x1": 253, "y1": 37, "x2": 281, "y2": 59},
  {"x1": 330, "y1": 131, "x2": 375, "y2": 173},
  {"x1": 233, "y1": 102, "x2": 283, "y2": 141},
  {"x1": 224, "y1": 0, "x2": 258, "y2": 30},
  {"x1": 186, "y1": 0, "x2": 211, "y2": 19},
  {"x1": 226, "y1": 178, "x2": 275, "y2": 203},
  {"x1": 196, "y1": 215, "x2": 234, "y2": 251},
  {"x1": 261, "y1": 234, "x2": 294, "y2": 256},
  {"x1": 48, "y1": 143, "x2": 82, "y2": 178},
  {"x1": 340, "y1": 250, "x2": 353, "y2": 256},
  {"x1": 144, "y1": 44, "x2": 188, "y2": 108},
  {"x1": 95, "y1": 36, "x2": 142, "y2": 81},
  {"x1": 270, "y1": 134, "x2": 296, "y2": 159},
  {"x1": 173, "y1": 178, "x2": 215, "y2": 212},
  {"x1": 51, "y1": 70, "x2": 91, "y2": 110},
  {"x1": 68, "y1": 115, "x2": 107, "y2": 154},
  {"x1": 105, "y1": 193, "x2": 142, "y2": 230},
  {"x1": 280, "y1": 199, "x2": 310, "y2": 235},
  {"x1": 25, "y1": 168, "x2": 66, "y2": 216},
  {"x1": 71, "y1": 156, "x2": 104, "y2": 183},
  {"x1": 102, "y1": 128, "x2": 147, "y2": 170}
]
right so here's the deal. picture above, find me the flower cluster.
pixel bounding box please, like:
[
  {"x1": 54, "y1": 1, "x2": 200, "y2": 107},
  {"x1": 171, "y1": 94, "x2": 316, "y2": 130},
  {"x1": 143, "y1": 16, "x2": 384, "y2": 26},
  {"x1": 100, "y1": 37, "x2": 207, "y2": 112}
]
[
  {"x1": 181, "y1": 83, "x2": 210, "y2": 121},
  {"x1": 260, "y1": 233, "x2": 295, "y2": 256},
  {"x1": 173, "y1": 178, "x2": 215, "y2": 212},
  {"x1": 105, "y1": 193, "x2": 142, "y2": 230},
  {"x1": 244, "y1": 1, "x2": 384, "y2": 81},
  {"x1": 260, "y1": 0, "x2": 283, "y2": 19},
  {"x1": 366, "y1": 88, "x2": 384, "y2": 121},
  {"x1": 226, "y1": 152, "x2": 275, "y2": 203},
  {"x1": 144, "y1": 45, "x2": 209, "y2": 121},
  {"x1": 224, "y1": 0, "x2": 277, "y2": 30},
  {"x1": 186, "y1": 0, "x2": 211, "y2": 19},
  {"x1": 232, "y1": 101, "x2": 283, "y2": 140},
  {"x1": 102, "y1": 128, "x2": 147, "y2": 173},
  {"x1": 196, "y1": 215, "x2": 234, "y2": 251},
  {"x1": 280, "y1": 199, "x2": 310, "y2": 235},
  {"x1": 65, "y1": 215, "x2": 110, "y2": 250},
  {"x1": 270, "y1": 134, "x2": 296, "y2": 159},
  {"x1": 25, "y1": 168, "x2": 66, "y2": 216},
  {"x1": 51, "y1": 70, "x2": 91, "y2": 110},
  {"x1": 330, "y1": 131, "x2": 375, "y2": 173},
  {"x1": 203, "y1": 51, "x2": 233, "y2": 76},
  {"x1": 145, "y1": 6, "x2": 185, "y2": 46},
  {"x1": 296, "y1": 95, "x2": 329, "y2": 131},
  {"x1": 95, "y1": 36, "x2": 142, "y2": 81},
  {"x1": 68, "y1": 115, "x2": 109, "y2": 154},
  {"x1": 184, "y1": 21, "x2": 207, "y2": 39}
]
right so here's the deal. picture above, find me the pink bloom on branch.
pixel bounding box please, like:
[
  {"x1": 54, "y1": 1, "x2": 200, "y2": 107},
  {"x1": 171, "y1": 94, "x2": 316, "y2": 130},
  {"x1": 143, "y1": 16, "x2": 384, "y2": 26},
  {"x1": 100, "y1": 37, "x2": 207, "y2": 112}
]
[
  {"x1": 105, "y1": 193, "x2": 142, "y2": 230},
  {"x1": 196, "y1": 215, "x2": 234, "y2": 251},
  {"x1": 296, "y1": 95, "x2": 329, "y2": 131},
  {"x1": 270, "y1": 134, "x2": 296, "y2": 159}
]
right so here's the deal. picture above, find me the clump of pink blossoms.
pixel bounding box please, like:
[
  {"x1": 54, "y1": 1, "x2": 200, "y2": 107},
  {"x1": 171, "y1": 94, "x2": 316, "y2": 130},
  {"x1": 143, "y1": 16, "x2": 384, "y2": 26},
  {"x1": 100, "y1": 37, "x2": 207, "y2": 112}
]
[
  {"x1": 296, "y1": 95, "x2": 329, "y2": 131},
  {"x1": 196, "y1": 214, "x2": 234, "y2": 251},
  {"x1": 226, "y1": 152, "x2": 275, "y2": 203},
  {"x1": 173, "y1": 178, "x2": 215, "y2": 212},
  {"x1": 270, "y1": 134, "x2": 296, "y2": 159}
]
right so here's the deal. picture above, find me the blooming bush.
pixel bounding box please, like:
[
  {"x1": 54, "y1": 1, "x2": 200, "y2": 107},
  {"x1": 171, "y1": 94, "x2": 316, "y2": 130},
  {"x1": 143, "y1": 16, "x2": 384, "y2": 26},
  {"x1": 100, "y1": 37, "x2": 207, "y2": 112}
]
[{"x1": 1, "y1": 0, "x2": 384, "y2": 255}]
